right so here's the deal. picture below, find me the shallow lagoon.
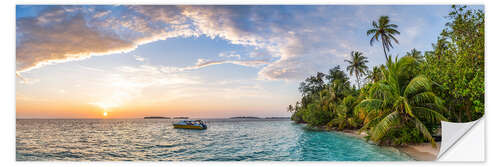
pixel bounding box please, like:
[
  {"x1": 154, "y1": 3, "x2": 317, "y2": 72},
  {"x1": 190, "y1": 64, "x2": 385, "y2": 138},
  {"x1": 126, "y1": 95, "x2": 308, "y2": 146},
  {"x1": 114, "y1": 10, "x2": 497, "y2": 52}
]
[{"x1": 16, "y1": 119, "x2": 412, "y2": 161}]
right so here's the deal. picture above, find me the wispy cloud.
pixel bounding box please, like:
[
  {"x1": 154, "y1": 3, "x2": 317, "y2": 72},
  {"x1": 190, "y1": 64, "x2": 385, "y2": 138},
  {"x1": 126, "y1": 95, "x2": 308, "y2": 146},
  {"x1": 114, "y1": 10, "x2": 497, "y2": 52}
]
[
  {"x1": 16, "y1": 73, "x2": 40, "y2": 85},
  {"x1": 89, "y1": 64, "x2": 202, "y2": 109},
  {"x1": 102, "y1": 58, "x2": 272, "y2": 109},
  {"x1": 93, "y1": 10, "x2": 111, "y2": 18},
  {"x1": 119, "y1": 58, "x2": 270, "y2": 74},
  {"x1": 133, "y1": 55, "x2": 145, "y2": 62},
  {"x1": 218, "y1": 51, "x2": 241, "y2": 59},
  {"x1": 191, "y1": 58, "x2": 270, "y2": 69}
]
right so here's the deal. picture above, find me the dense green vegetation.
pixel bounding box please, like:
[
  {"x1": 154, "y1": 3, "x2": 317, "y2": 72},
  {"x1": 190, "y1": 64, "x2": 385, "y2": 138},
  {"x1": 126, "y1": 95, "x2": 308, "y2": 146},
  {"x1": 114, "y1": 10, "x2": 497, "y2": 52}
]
[{"x1": 289, "y1": 6, "x2": 484, "y2": 147}]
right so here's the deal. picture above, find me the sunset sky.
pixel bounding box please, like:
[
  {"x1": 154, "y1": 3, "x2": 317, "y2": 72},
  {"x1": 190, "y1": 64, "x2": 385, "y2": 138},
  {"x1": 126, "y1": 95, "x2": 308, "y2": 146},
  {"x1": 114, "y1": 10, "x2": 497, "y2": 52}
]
[{"x1": 15, "y1": 5, "x2": 479, "y2": 118}]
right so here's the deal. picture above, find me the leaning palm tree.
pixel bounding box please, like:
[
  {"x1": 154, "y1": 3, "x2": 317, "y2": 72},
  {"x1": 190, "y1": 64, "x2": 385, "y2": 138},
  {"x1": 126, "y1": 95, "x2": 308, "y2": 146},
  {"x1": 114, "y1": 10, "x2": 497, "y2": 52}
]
[
  {"x1": 367, "y1": 16, "x2": 400, "y2": 61},
  {"x1": 345, "y1": 51, "x2": 369, "y2": 89},
  {"x1": 405, "y1": 48, "x2": 424, "y2": 62},
  {"x1": 355, "y1": 56, "x2": 447, "y2": 147}
]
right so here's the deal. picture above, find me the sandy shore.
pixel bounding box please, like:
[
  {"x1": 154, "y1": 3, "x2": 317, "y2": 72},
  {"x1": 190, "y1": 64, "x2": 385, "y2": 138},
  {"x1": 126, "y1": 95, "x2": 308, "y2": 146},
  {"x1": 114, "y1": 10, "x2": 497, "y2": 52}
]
[
  {"x1": 396, "y1": 143, "x2": 440, "y2": 161},
  {"x1": 337, "y1": 129, "x2": 439, "y2": 161}
]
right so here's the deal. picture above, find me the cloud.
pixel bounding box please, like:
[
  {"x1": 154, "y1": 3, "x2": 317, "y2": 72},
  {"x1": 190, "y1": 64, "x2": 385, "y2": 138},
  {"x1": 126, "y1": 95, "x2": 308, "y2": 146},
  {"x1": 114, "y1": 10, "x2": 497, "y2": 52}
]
[
  {"x1": 110, "y1": 63, "x2": 277, "y2": 106},
  {"x1": 17, "y1": 5, "x2": 440, "y2": 81},
  {"x1": 218, "y1": 52, "x2": 241, "y2": 59},
  {"x1": 16, "y1": 6, "x2": 326, "y2": 80},
  {"x1": 93, "y1": 10, "x2": 111, "y2": 18},
  {"x1": 16, "y1": 72, "x2": 40, "y2": 85},
  {"x1": 179, "y1": 6, "x2": 269, "y2": 47},
  {"x1": 133, "y1": 55, "x2": 145, "y2": 62},
  {"x1": 16, "y1": 7, "x2": 136, "y2": 73},
  {"x1": 129, "y1": 5, "x2": 186, "y2": 25},
  {"x1": 119, "y1": 58, "x2": 270, "y2": 74},
  {"x1": 16, "y1": 6, "x2": 195, "y2": 74},
  {"x1": 192, "y1": 58, "x2": 270, "y2": 69},
  {"x1": 173, "y1": 6, "x2": 358, "y2": 80},
  {"x1": 91, "y1": 64, "x2": 201, "y2": 109}
]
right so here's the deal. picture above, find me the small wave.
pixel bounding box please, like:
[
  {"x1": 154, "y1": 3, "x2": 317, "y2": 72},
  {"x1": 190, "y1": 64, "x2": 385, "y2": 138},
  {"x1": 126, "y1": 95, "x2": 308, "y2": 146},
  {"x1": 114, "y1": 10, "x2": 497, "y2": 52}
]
[{"x1": 155, "y1": 144, "x2": 179, "y2": 148}]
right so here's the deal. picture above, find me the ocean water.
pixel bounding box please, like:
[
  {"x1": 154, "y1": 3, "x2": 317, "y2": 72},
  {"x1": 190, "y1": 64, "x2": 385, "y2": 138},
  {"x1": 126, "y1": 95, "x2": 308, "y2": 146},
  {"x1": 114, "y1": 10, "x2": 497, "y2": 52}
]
[{"x1": 16, "y1": 119, "x2": 412, "y2": 161}]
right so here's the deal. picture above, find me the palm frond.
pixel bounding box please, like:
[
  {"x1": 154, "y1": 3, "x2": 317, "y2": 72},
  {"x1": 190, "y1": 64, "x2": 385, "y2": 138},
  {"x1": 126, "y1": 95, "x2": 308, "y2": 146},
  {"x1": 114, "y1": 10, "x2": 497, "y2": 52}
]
[
  {"x1": 414, "y1": 106, "x2": 448, "y2": 123},
  {"x1": 388, "y1": 34, "x2": 399, "y2": 43},
  {"x1": 370, "y1": 111, "x2": 400, "y2": 142},
  {"x1": 387, "y1": 23, "x2": 398, "y2": 28},
  {"x1": 414, "y1": 118, "x2": 436, "y2": 148},
  {"x1": 410, "y1": 91, "x2": 438, "y2": 105},
  {"x1": 404, "y1": 75, "x2": 432, "y2": 97},
  {"x1": 355, "y1": 99, "x2": 384, "y2": 115},
  {"x1": 369, "y1": 35, "x2": 377, "y2": 46},
  {"x1": 403, "y1": 98, "x2": 416, "y2": 118},
  {"x1": 360, "y1": 112, "x2": 383, "y2": 131}
]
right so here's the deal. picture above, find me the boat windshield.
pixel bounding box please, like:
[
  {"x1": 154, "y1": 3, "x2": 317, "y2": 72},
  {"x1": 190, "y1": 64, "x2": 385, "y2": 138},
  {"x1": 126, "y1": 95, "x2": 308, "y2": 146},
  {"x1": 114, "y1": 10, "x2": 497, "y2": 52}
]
[
  {"x1": 178, "y1": 120, "x2": 205, "y2": 125},
  {"x1": 193, "y1": 120, "x2": 204, "y2": 125}
]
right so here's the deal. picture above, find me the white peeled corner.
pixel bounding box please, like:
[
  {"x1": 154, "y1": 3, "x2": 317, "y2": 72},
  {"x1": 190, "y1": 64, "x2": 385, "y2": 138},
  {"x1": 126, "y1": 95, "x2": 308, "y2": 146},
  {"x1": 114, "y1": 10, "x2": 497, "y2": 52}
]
[{"x1": 437, "y1": 118, "x2": 484, "y2": 161}]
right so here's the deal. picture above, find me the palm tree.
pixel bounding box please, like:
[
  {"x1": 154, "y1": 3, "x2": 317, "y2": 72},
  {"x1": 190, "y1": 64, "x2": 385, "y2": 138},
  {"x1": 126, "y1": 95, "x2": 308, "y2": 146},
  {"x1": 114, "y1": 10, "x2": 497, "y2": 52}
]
[
  {"x1": 287, "y1": 104, "x2": 294, "y2": 113},
  {"x1": 332, "y1": 95, "x2": 360, "y2": 130},
  {"x1": 345, "y1": 51, "x2": 369, "y2": 89},
  {"x1": 355, "y1": 56, "x2": 447, "y2": 147},
  {"x1": 299, "y1": 72, "x2": 326, "y2": 96},
  {"x1": 326, "y1": 65, "x2": 349, "y2": 85},
  {"x1": 325, "y1": 65, "x2": 352, "y2": 103},
  {"x1": 366, "y1": 65, "x2": 384, "y2": 83},
  {"x1": 295, "y1": 101, "x2": 301, "y2": 111},
  {"x1": 318, "y1": 89, "x2": 331, "y2": 112},
  {"x1": 367, "y1": 16, "x2": 400, "y2": 61},
  {"x1": 405, "y1": 48, "x2": 424, "y2": 62},
  {"x1": 432, "y1": 37, "x2": 449, "y2": 60}
]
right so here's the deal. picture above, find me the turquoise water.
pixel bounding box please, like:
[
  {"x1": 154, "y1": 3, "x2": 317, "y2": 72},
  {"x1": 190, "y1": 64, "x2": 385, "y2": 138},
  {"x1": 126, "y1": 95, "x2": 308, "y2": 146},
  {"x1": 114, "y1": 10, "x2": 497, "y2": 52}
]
[{"x1": 16, "y1": 119, "x2": 412, "y2": 161}]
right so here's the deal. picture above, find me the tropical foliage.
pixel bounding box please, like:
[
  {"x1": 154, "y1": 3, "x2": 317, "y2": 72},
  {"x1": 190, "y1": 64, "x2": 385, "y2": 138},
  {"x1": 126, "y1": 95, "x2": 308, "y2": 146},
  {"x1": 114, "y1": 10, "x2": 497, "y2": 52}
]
[
  {"x1": 289, "y1": 6, "x2": 484, "y2": 147},
  {"x1": 422, "y1": 5, "x2": 484, "y2": 122},
  {"x1": 405, "y1": 48, "x2": 424, "y2": 62},
  {"x1": 355, "y1": 56, "x2": 447, "y2": 147},
  {"x1": 345, "y1": 51, "x2": 369, "y2": 89}
]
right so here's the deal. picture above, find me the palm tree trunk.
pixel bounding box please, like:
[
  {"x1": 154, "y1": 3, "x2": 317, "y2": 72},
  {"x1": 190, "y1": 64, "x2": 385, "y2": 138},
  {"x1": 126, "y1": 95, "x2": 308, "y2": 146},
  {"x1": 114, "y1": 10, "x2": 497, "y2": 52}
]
[
  {"x1": 383, "y1": 44, "x2": 388, "y2": 61},
  {"x1": 356, "y1": 74, "x2": 361, "y2": 90}
]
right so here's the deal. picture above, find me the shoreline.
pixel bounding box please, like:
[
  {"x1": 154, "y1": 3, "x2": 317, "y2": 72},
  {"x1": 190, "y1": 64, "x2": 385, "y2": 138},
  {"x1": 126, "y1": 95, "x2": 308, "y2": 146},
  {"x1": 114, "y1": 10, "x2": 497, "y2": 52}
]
[{"x1": 332, "y1": 128, "x2": 439, "y2": 161}]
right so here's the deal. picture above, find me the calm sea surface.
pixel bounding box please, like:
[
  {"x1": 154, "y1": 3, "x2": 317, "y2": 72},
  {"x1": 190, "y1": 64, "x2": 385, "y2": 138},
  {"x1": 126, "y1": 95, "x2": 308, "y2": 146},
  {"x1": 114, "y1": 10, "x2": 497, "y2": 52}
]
[{"x1": 16, "y1": 119, "x2": 412, "y2": 161}]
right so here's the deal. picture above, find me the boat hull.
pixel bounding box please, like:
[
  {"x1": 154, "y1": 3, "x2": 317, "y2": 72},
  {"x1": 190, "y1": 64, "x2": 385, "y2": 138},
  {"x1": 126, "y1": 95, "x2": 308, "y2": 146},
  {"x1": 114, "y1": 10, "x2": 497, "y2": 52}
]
[{"x1": 173, "y1": 124, "x2": 206, "y2": 130}]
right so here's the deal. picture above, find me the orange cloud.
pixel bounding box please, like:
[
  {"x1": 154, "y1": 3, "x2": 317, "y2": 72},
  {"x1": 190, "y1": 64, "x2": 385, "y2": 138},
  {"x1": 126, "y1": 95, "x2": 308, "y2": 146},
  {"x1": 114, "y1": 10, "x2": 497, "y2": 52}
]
[{"x1": 16, "y1": 13, "x2": 136, "y2": 73}]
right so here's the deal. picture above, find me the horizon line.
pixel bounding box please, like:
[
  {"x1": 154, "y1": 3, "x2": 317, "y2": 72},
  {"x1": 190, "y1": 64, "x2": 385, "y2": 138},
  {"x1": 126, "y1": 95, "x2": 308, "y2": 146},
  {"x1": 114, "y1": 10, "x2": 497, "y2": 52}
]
[{"x1": 16, "y1": 116, "x2": 292, "y2": 120}]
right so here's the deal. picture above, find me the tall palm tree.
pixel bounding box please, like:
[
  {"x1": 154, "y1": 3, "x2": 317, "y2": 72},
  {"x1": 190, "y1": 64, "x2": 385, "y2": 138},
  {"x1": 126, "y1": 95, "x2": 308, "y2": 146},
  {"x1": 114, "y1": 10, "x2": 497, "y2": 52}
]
[
  {"x1": 405, "y1": 48, "x2": 424, "y2": 62},
  {"x1": 367, "y1": 16, "x2": 400, "y2": 61},
  {"x1": 345, "y1": 51, "x2": 369, "y2": 89},
  {"x1": 355, "y1": 56, "x2": 447, "y2": 147}
]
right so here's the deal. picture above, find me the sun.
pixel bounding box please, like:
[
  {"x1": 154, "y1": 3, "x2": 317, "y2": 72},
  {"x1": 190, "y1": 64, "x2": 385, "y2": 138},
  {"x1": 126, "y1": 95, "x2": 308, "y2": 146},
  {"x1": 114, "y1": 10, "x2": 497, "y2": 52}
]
[{"x1": 103, "y1": 112, "x2": 108, "y2": 117}]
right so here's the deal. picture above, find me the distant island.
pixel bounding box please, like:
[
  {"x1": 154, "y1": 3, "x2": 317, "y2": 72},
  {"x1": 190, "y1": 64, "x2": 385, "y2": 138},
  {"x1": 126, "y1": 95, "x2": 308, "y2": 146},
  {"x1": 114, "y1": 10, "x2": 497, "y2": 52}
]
[
  {"x1": 264, "y1": 117, "x2": 290, "y2": 119},
  {"x1": 229, "y1": 116, "x2": 291, "y2": 119},
  {"x1": 173, "y1": 117, "x2": 189, "y2": 119},
  {"x1": 144, "y1": 116, "x2": 170, "y2": 119},
  {"x1": 229, "y1": 116, "x2": 261, "y2": 119}
]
